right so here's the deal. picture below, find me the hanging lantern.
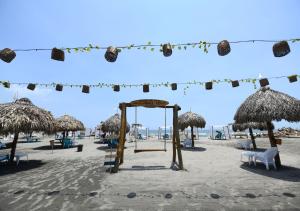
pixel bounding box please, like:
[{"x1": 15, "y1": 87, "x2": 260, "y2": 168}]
[
  {"x1": 113, "y1": 85, "x2": 120, "y2": 92},
  {"x1": 51, "y1": 48, "x2": 65, "y2": 61},
  {"x1": 205, "y1": 82, "x2": 213, "y2": 90},
  {"x1": 55, "y1": 84, "x2": 63, "y2": 91},
  {"x1": 3, "y1": 82, "x2": 10, "y2": 88},
  {"x1": 217, "y1": 40, "x2": 231, "y2": 56},
  {"x1": 143, "y1": 84, "x2": 149, "y2": 92},
  {"x1": 231, "y1": 80, "x2": 239, "y2": 88},
  {"x1": 82, "y1": 85, "x2": 90, "y2": 93},
  {"x1": 104, "y1": 46, "x2": 118, "y2": 62},
  {"x1": 0, "y1": 48, "x2": 16, "y2": 63},
  {"x1": 259, "y1": 78, "x2": 269, "y2": 87},
  {"x1": 273, "y1": 41, "x2": 290, "y2": 57},
  {"x1": 288, "y1": 75, "x2": 297, "y2": 83},
  {"x1": 27, "y1": 83, "x2": 36, "y2": 91},
  {"x1": 162, "y1": 43, "x2": 172, "y2": 57},
  {"x1": 171, "y1": 83, "x2": 177, "y2": 90}
]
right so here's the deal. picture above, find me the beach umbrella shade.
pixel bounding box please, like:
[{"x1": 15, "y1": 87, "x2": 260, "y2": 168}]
[
  {"x1": 0, "y1": 98, "x2": 55, "y2": 162},
  {"x1": 178, "y1": 111, "x2": 206, "y2": 147},
  {"x1": 101, "y1": 113, "x2": 130, "y2": 134},
  {"x1": 232, "y1": 122, "x2": 274, "y2": 150},
  {"x1": 54, "y1": 115, "x2": 85, "y2": 137},
  {"x1": 234, "y1": 87, "x2": 300, "y2": 167}
]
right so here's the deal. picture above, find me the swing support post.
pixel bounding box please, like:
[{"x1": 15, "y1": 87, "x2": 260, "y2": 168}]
[{"x1": 112, "y1": 99, "x2": 184, "y2": 173}]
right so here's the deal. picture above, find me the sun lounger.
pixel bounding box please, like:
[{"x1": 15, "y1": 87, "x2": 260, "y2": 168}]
[
  {"x1": 26, "y1": 136, "x2": 40, "y2": 142},
  {"x1": 183, "y1": 139, "x2": 192, "y2": 148},
  {"x1": 63, "y1": 138, "x2": 77, "y2": 148},
  {"x1": 15, "y1": 151, "x2": 28, "y2": 166},
  {"x1": 0, "y1": 154, "x2": 9, "y2": 163},
  {"x1": 0, "y1": 142, "x2": 6, "y2": 149},
  {"x1": 237, "y1": 140, "x2": 252, "y2": 150},
  {"x1": 241, "y1": 151, "x2": 256, "y2": 165},
  {"x1": 253, "y1": 147, "x2": 278, "y2": 170}
]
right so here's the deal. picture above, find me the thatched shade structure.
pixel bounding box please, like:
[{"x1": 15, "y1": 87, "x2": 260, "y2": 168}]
[
  {"x1": 0, "y1": 98, "x2": 54, "y2": 162},
  {"x1": 101, "y1": 113, "x2": 130, "y2": 134},
  {"x1": 234, "y1": 87, "x2": 300, "y2": 167},
  {"x1": 178, "y1": 111, "x2": 206, "y2": 147},
  {"x1": 54, "y1": 115, "x2": 85, "y2": 136},
  {"x1": 232, "y1": 122, "x2": 274, "y2": 150}
]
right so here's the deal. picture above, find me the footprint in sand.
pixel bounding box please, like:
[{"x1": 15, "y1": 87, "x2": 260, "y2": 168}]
[
  {"x1": 127, "y1": 192, "x2": 136, "y2": 198},
  {"x1": 210, "y1": 193, "x2": 220, "y2": 199},
  {"x1": 283, "y1": 192, "x2": 296, "y2": 198}
]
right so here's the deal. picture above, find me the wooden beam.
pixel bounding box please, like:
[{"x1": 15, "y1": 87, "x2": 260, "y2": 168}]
[
  {"x1": 174, "y1": 104, "x2": 184, "y2": 170},
  {"x1": 172, "y1": 107, "x2": 177, "y2": 163},
  {"x1": 134, "y1": 149, "x2": 167, "y2": 153},
  {"x1": 267, "y1": 121, "x2": 281, "y2": 168}
]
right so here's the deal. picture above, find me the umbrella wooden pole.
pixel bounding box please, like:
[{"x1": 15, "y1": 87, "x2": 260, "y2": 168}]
[
  {"x1": 248, "y1": 128, "x2": 257, "y2": 150},
  {"x1": 266, "y1": 121, "x2": 281, "y2": 167},
  {"x1": 172, "y1": 108, "x2": 177, "y2": 163},
  {"x1": 191, "y1": 127, "x2": 194, "y2": 147},
  {"x1": 9, "y1": 132, "x2": 19, "y2": 163},
  {"x1": 174, "y1": 105, "x2": 183, "y2": 170}
]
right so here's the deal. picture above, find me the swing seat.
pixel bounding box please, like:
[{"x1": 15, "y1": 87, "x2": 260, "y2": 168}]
[
  {"x1": 134, "y1": 149, "x2": 167, "y2": 153},
  {"x1": 104, "y1": 160, "x2": 117, "y2": 166}
]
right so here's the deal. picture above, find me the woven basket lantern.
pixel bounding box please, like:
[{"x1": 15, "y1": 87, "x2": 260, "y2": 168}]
[
  {"x1": 259, "y1": 78, "x2": 269, "y2": 87},
  {"x1": 143, "y1": 84, "x2": 149, "y2": 93},
  {"x1": 205, "y1": 82, "x2": 213, "y2": 90},
  {"x1": 105, "y1": 46, "x2": 118, "y2": 62},
  {"x1": 0, "y1": 48, "x2": 16, "y2": 63},
  {"x1": 51, "y1": 48, "x2": 65, "y2": 61},
  {"x1": 171, "y1": 83, "x2": 177, "y2": 90},
  {"x1": 162, "y1": 43, "x2": 172, "y2": 57},
  {"x1": 55, "y1": 84, "x2": 63, "y2": 91},
  {"x1": 288, "y1": 75, "x2": 297, "y2": 83},
  {"x1": 217, "y1": 40, "x2": 231, "y2": 56},
  {"x1": 273, "y1": 41, "x2": 290, "y2": 57},
  {"x1": 3, "y1": 82, "x2": 10, "y2": 88},
  {"x1": 82, "y1": 85, "x2": 90, "y2": 93},
  {"x1": 27, "y1": 83, "x2": 36, "y2": 91},
  {"x1": 231, "y1": 80, "x2": 239, "y2": 88},
  {"x1": 113, "y1": 85, "x2": 120, "y2": 92}
]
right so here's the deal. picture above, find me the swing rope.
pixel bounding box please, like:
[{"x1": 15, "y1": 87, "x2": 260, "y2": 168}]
[{"x1": 134, "y1": 106, "x2": 167, "y2": 153}]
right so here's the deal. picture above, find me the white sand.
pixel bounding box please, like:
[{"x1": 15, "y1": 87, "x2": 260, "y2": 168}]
[{"x1": 0, "y1": 136, "x2": 300, "y2": 210}]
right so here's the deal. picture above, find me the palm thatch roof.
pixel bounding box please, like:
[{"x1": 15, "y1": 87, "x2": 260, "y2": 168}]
[
  {"x1": 178, "y1": 111, "x2": 206, "y2": 130},
  {"x1": 232, "y1": 122, "x2": 274, "y2": 132},
  {"x1": 101, "y1": 113, "x2": 130, "y2": 133},
  {"x1": 0, "y1": 98, "x2": 54, "y2": 135},
  {"x1": 234, "y1": 87, "x2": 300, "y2": 123},
  {"x1": 55, "y1": 115, "x2": 85, "y2": 132}
]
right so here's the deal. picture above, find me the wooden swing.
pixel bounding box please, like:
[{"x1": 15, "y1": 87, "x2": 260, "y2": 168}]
[
  {"x1": 112, "y1": 99, "x2": 184, "y2": 173},
  {"x1": 133, "y1": 106, "x2": 167, "y2": 153}
]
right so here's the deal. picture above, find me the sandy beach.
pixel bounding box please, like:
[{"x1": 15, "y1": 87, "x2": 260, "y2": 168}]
[{"x1": 0, "y1": 136, "x2": 300, "y2": 211}]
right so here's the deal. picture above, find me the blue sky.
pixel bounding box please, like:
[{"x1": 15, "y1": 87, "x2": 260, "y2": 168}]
[{"x1": 1, "y1": 0, "x2": 300, "y2": 129}]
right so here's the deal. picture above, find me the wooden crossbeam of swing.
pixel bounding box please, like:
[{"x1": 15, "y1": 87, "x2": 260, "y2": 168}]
[{"x1": 134, "y1": 149, "x2": 167, "y2": 153}]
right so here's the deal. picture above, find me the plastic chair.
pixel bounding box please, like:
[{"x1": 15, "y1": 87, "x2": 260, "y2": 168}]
[{"x1": 253, "y1": 147, "x2": 278, "y2": 170}]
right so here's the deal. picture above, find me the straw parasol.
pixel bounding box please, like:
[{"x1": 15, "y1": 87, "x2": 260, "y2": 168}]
[
  {"x1": 178, "y1": 111, "x2": 206, "y2": 147},
  {"x1": 54, "y1": 115, "x2": 85, "y2": 138},
  {"x1": 101, "y1": 113, "x2": 130, "y2": 134},
  {"x1": 232, "y1": 122, "x2": 274, "y2": 149},
  {"x1": 234, "y1": 87, "x2": 300, "y2": 167},
  {"x1": 0, "y1": 98, "x2": 54, "y2": 162}
]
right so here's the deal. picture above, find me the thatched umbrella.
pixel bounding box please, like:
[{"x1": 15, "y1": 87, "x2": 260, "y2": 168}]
[
  {"x1": 54, "y1": 115, "x2": 85, "y2": 138},
  {"x1": 234, "y1": 87, "x2": 300, "y2": 167},
  {"x1": 101, "y1": 113, "x2": 130, "y2": 134},
  {"x1": 232, "y1": 122, "x2": 274, "y2": 150},
  {"x1": 0, "y1": 98, "x2": 54, "y2": 162},
  {"x1": 178, "y1": 111, "x2": 206, "y2": 147}
]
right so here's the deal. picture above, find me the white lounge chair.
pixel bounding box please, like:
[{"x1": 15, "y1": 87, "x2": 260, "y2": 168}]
[
  {"x1": 15, "y1": 151, "x2": 28, "y2": 166},
  {"x1": 241, "y1": 151, "x2": 256, "y2": 165},
  {"x1": 183, "y1": 139, "x2": 193, "y2": 148},
  {"x1": 237, "y1": 140, "x2": 252, "y2": 150},
  {"x1": 253, "y1": 147, "x2": 278, "y2": 170},
  {"x1": 0, "y1": 142, "x2": 6, "y2": 149},
  {"x1": 0, "y1": 154, "x2": 9, "y2": 163}
]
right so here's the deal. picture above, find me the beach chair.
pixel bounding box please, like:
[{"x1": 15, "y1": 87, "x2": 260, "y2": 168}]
[
  {"x1": 0, "y1": 154, "x2": 9, "y2": 163},
  {"x1": 15, "y1": 151, "x2": 28, "y2": 166},
  {"x1": 237, "y1": 140, "x2": 252, "y2": 150},
  {"x1": 63, "y1": 138, "x2": 73, "y2": 148},
  {"x1": 183, "y1": 139, "x2": 192, "y2": 148},
  {"x1": 253, "y1": 147, "x2": 278, "y2": 170},
  {"x1": 241, "y1": 151, "x2": 256, "y2": 165},
  {"x1": 0, "y1": 142, "x2": 6, "y2": 149}
]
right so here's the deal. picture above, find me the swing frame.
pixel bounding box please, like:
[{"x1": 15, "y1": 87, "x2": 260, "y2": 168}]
[{"x1": 112, "y1": 99, "x2": 184, "y2": 173}]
